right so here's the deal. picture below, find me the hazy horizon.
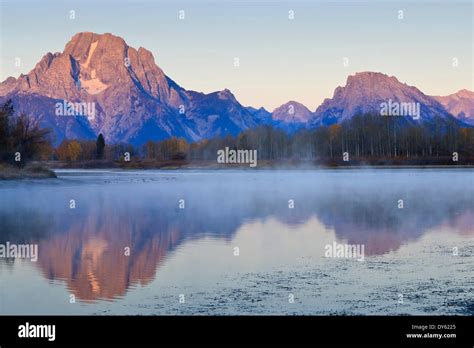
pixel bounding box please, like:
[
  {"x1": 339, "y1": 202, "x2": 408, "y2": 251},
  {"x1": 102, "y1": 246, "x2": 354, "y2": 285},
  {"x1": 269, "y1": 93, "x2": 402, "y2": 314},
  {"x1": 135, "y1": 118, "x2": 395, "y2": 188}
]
[{"x1": 1, "y1": 0, "x2": 472, "y2": 110}]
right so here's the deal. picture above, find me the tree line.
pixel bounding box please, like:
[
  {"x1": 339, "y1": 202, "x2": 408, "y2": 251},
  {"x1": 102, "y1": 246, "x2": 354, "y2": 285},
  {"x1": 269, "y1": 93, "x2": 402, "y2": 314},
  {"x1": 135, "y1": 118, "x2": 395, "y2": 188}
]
[
  {"x1": 1, "y1": 98, "x2": 473, "y2": 165},
  {"x1": 142, "y1": 114, "x2": 474, "y2": 163}
]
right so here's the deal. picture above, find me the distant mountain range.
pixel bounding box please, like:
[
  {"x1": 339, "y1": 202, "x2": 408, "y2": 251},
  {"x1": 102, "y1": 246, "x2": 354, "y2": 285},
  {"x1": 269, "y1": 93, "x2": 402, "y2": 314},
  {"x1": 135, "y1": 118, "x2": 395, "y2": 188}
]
[
  {"x1": 433, "y1": 89, "x2": 474, "y2": 126},
  {"x1": 0, "y1": 32, "x2": 472, "y2": 145}
]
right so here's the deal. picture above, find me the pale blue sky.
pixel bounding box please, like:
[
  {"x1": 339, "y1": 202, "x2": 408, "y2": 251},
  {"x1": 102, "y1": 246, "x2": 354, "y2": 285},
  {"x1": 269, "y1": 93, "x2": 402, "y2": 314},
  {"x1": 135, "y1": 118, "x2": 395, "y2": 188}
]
[{"x1": 1, "y1": 0, "x2": 472, "y2": 110}]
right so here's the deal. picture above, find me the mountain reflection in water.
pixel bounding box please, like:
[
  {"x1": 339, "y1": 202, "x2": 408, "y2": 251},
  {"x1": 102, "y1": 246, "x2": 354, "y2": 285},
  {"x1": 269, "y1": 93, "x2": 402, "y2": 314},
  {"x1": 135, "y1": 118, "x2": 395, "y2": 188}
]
[{"x1": 0, "y1": 169, "x2": 472, "y2": 308}]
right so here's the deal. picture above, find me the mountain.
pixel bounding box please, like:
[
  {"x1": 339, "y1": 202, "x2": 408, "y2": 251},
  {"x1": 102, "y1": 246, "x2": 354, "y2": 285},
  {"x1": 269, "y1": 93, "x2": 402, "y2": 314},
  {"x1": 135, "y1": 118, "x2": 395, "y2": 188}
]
[
  {"x1": 183, "y1": 89, "x2": 258, "y2": 139},
  {"x1": 1, "y1": 33, "x2": 469, "y2": 146},
  {"x1": 0, "y1": 32, "x2": 259, "y2": 145},
  {"x1": 270, "y1": 101, "x2": 313, "y2": 132},
  {"x1": 433, "y1": 89, "x2": 474, "y2": 125},
  {"x1": 245, "y1": 106, "x2": 272, "y2": 124},
  {"x1": 311, "y1": 72, "x2": 461, "y2": 127},
  {"x1": 246, "y1": 102, "x2": 313, "y2": 133},
  {"x1": 272, "y1": 101, "x2": 313, "y2": 123}
]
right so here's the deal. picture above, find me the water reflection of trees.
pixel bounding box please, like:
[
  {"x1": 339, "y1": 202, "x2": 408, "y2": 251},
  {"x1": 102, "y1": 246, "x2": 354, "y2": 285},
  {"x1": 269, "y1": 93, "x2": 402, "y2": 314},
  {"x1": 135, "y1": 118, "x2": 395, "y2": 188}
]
[{"x1": 1, "y1": 174, "x2": 472, "y2": 300}]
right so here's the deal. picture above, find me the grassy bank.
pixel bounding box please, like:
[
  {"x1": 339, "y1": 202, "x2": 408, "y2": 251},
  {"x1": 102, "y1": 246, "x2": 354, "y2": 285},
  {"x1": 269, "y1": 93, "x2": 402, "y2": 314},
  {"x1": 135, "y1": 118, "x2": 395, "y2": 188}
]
[
  {"x1": 2, "y1": 157, "x2": 472, "y2": 178},
  {"x1": 41, "y1": 157, "x2": 474, "y2": 170},
  {"x1": 0, "y1": 164, "x2": 57, "y2": 180}
]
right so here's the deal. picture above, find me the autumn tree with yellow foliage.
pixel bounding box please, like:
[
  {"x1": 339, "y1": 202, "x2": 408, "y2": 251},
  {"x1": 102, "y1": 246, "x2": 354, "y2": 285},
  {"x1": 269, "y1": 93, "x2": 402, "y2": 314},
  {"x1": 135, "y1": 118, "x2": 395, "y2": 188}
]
[{"x1": 56, "y1": 140, "x2": 82, "y2": 161}]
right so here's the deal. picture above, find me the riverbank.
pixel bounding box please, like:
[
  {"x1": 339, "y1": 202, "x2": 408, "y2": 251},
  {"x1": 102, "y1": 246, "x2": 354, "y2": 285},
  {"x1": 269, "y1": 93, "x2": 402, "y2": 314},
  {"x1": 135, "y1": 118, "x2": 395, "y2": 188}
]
[
  {"x1": 0, "y1": 164, "x2": 57, "y2": 180},
  {"x1": 45, "y1": 157, "x2": 474, "y2": 170},
  {"x1": 1, "y1": 158, "x2": 473, "y2": 179}
]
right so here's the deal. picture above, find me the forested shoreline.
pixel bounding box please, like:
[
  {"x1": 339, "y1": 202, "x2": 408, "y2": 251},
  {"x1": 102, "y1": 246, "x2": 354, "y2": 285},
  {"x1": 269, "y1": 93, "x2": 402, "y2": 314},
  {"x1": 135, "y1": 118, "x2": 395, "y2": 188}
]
[
  {"x1": 49, "y1": 114, "x2": 474, "y2": 167},
  {"x1": 1, "y1": 100, "x2": 474, "y2": 174}
]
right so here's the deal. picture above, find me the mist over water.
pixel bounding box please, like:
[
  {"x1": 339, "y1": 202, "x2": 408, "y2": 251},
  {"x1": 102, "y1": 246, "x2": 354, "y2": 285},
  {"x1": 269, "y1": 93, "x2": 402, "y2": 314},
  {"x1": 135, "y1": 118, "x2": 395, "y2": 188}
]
[{"x1": 0, "y1": 169, "x2": 473, "y2": 315}]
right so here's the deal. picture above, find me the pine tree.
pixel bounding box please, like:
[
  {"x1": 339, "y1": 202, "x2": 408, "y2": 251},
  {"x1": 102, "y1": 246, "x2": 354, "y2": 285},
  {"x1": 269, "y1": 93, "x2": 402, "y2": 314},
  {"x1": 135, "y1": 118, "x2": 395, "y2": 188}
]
[
  {"x1": 96, "y1": 133, "x2": 105, "y2": 159},
  {"x1": 0, "y1": 100, "x2": 14, "y2": 159}
]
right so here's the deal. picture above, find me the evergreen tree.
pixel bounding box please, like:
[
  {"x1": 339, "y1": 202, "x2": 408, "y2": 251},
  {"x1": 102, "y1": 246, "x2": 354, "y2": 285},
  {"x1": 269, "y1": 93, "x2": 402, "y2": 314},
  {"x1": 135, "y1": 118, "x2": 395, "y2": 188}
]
[
  {"x1": 0, "y1": 100, "x2": 14, "y2": 159},
  {"x1": 96, "y1": 133, "x2": 105, "y2": 159}
]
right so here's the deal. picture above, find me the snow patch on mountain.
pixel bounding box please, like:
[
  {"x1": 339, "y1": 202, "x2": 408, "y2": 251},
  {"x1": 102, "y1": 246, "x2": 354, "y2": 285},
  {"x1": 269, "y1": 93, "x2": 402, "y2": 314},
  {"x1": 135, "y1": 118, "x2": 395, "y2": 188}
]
[
  {"x1": 82, "y1": 41, "x2": 98, "y2": 68},
  {"x1": 79, "y1": 74, "x2": 108, "y2": 94}
]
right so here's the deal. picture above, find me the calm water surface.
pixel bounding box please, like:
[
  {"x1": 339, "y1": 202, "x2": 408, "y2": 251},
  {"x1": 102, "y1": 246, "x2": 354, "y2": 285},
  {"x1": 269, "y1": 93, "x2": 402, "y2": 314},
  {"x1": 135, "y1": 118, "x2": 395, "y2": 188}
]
[{"x1": 0, "y1": 169, "x2": 473, "y2": 315}]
